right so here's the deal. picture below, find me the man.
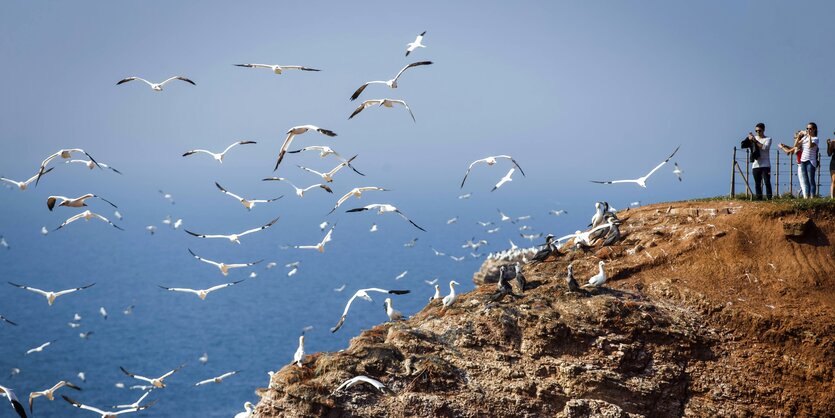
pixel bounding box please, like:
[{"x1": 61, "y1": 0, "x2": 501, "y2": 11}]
[{"x1": 747, "y1": 122, "x2": 772, "y2": 200}]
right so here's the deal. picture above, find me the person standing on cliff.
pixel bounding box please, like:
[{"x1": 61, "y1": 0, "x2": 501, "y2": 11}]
[
  {"x1": 827, "y1": 136, "x2": 834, "y2": 198},
  {"x1": 747, "y1": 122, "x2": 772, "y2": 200}
]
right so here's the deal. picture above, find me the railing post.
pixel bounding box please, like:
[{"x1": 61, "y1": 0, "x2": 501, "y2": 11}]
[
  {"x1": 775, "y1": 150, "x2": 780, "y2": 197},
  {"x1": 789, "y1": 150, "x2": 794, "y2": 196},
  {"x1": 745, "y1": 149, "x2": 750, "y2": 198},
  {"x1": 731, "y1": 147, "x2": 737, "y2": 198},
  {"x1": 816, "y1": 149, "x2": 821, "y2": 197}
]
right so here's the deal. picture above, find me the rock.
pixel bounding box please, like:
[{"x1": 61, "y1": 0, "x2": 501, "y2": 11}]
[{"x1": 782, "y1": 218, "x2": 810, "y2": 237}]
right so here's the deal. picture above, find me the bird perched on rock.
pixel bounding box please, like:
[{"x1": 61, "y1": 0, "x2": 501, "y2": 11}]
[
  {"x1": 490, "y1": 266, "x2": 517, "y2": 302},
  {"x1": 565, "y1": 263, "x2": 580, "y2": 292},
  {"x1": 529, "y1": 234, "x2": 556, "y2": 264},
  {"x1": 514, "y1": 262, "x2": 527, "y2": 292},
  {"x1": 293, "y1": 335, "x2": 304, "y2": 367},
  {"x1": 442, "y1": 281, "x2": 460, "y2": 310},
  {"x1": 583, "y1": 261, "x2": 607, "y2": 288},
  {"x1": 383, "y1": 298, "x2": 403, "y2": 321}
]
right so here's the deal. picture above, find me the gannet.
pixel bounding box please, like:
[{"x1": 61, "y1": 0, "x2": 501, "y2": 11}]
[
  {"x1": 461, "y1": 156, "x2": 526, "y2": 188},
  {"x1": 29, "y1": 381, "x2": 81, "y2": 415},
  {"x1": 293, "y1": 224, "x2": 335, "y2": 253},
  {"x1": 55, "y1": 210, "x2": 123, "y2": 231},
  {"x1": 194, "y1": 371, "x2": 240, "y2": 386},
  {"x1": 116, "y1": 76, "x2": 195, "y2": 91},
  {"x1": 65, "y1": 159, "x2": 122, "y2": 174},
  {"x1": 583, "y1": 261, "x2": 607, "y2": 288},
  {"x1": 158, "y1": 279, "x2": 245, "y2": 300},
  {"x1": 273, "y1": 125, "x2": 337, "y2": 171},
  {"x1": 429, "y1": 284, "x2": 441, "y2": 302},
  {"x1": 234, "y1": 63, "x2": 320, "y2": 74},
  {"x1": 119, "y1": 364, "x2": 185, "y2": 388},
  {"x1": 383, "y1": 298, "x2": 403, "y2": 321},
  {"x1": 188, "y1": 249, "x2": 262, "y2": 276},
  {"x1": 185, "y1": 217, "x2": 279, "y2": 244},
  {"x1": 286, "y1": 146, "x2": 364, "y2": 175},
  {"x1": 346, "y1": 204, "x2": 426, "y2": 232},
  {"x1": 62, "y1": 394, "x2": 153, "y2": 417},
  {"x1": 405, "y1": 31, "x2": 426, "y2": 56},
  {"x1": 673, "y1": 162, "x2": 683, "y2": 181},
  {"x1": 111, "y1": 389, "x2": 152, "y2": 409},
  {"x1": 26, "y1": 340, "x2": 56, "y2": 355},
  {"x1": 591, "y1": 146, "x2": 680, "y2": 188},
  {"x1": 333, "y1": 375, "x2": 392, "y2": 394},
  {"x1": 349, "y1": 61, "x2": 433, "y2": 101},
  {"x1": 9, "y1": 282, "x2": 95, "y2": 306},
  {"x1": 1, "y1": 167, "x2": 54, "y2": 190},
  {"x1": 183, "y1": 140, "x2": 256, "y2": 163},
  {"x1": 331, "y1": 288, "x2": 411, "y2": 332},
  {"x1": 214, "y1": 182, "x2": 282, "y2": 210},
  {"x1": 349, "y1": 99, "x2": 415, "y2": 122},
  {"x1": 297, "y1": 155, "x2": 359, "y2": 182},
  {"x1": 394, "y1": 271, "x2": 408, "y2": 280},
  {"x1": 442, "y1": 281, "x2": 460, "y2": 310},
  {"x1": 47, "y1": 194, "x2": 117, "y2": 212},
  {"x1": 293, "y1": 335, "x2": 305, "y2": 367},
  {"x1": 234, "y1": 402, "x2": 254, "y2": 418},
  {"x1": 261, "y1": 177, "x2": 333, "y2": 198}
]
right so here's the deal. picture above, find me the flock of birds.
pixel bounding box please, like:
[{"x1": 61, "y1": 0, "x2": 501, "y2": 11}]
[{"x1": 0, "y1": 28, "x2": 686, "y2": 418}]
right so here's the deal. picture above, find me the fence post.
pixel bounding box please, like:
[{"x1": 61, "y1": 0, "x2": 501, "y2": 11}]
[
  {"x1": 816, "y1": 149, "x2": 821, "y2": 197},
  {"x1": 789, "y1": 151, "x2": 794, "y2": 196},
  {"x1": 745, "y1": 149, "x2": 750, "y2": 198},
  {"x1": 775, "y1": 150, "x2": 780, "y2": 197},
  {"x1": 731, "y1": 147, "x2": 737, "y2": 198}
]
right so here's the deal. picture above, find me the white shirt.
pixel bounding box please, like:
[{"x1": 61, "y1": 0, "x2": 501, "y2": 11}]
[
  {"x1": 800, "y1": 135, "x2": 818, "y2": 166},
  {"x1": 752, "y1": 136, "x2": 771, "y2": 168}
]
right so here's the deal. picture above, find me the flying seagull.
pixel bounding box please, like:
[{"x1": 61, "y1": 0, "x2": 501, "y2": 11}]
[
  {"x1": 214, "y1": 182, "x2": 282, "y2": 210},
  {"x1": 55, "y1": 210, "x2": 123, "y2": 231},
  {"x1": 261, "y1": 177, "x2": 333, "y2": 198},
  {"x1": 116, "y1": 76, "x2": 195, "y2": 91},
  {"x1": 119, "y1": 364, "x2": 185, "y2": 388},
  {"x1": 0, "y1": 384, "x2": 27, "y2": 418},
  {"x1": 273, "y1": 125, "x2": 337, "y2": 171},
  {"x1": 188, "y1": 249, "x2": 262, "y2": 276},
  {"x1": 673, "y1": 162, "x2": 683, "y2": 181},
  {"x1": 63, "y1": 395, "x2": 153, "y2": 417},
  {"x1": 331, "y1": 288, "x2": 411, "y2": 332},
  {"x1": 28, "y1": 381, "x2": 82, "y2": 415},
  {"x1": 183, "y1": 141, "x2": 257, "y2": 164},
  {"x1": 1, "y1": 167, "x2": 54, "y2": 190},
  {"x1": 405, "y1": 31, "x2": 426, "y2": 56},
  {"x1": 297, "y1": 155, "x2": 360, "y2": 182},
  {"x1": 333, "y1": 375, "x2": 392, "y2": 395},
  {"x1": 349, "y1": 61, "x2": 433, "y2": 101},
  {"x1": 286, "y1": 146, "x2": 364, "y2": 175},
  {"x1": 194, "y1": 371, "x2": 240, "y2": 386},
  {"x1": 346, "y1": 204, "x2": 426, "y2": 231},
  {"x1": 349, "y1": 99, "x2": 415, "y2": 122},
  {"x1": 26, "y1": 340, "x2": 57, "y2": 355},
  {"x1": 293, "y1": 224, "x2": 335, "y2": 253},
  {"x1": 111, "y1": 389, "x2": 153, "y2": 410},
  {"x1": 65, "y1": 159, "x2": 122, "y2": 174},
  {"x1": 491, "y1": 168, "x2": 516, "y2": 192},
  {"x1": 185, "y1": 217, "x2": 279, "y2": 244},
  {"x1": 328, "y1": 187, "x2": 389, "y2": 215},
  {"x1": 36, "y1": 149, "x2": 100, "y2": 185},
  {"x1": 234, "y1": 63, "x2": 320, "y2": 74},
  {"x1": 461, "y1": 156, "x2": 526, "y2": 188},
  {"x1": 591, "y1": 145, "x2": 680, "y2": 188},
  {"x1": 47, "y1": 194, "x2": 117, "y2": 211},
  {"x1": 158, "y1": 280, "x2": 245, "y2": 300},
  {"x1": 8, "y1": 282, "x2": 95, "y2": 306}
]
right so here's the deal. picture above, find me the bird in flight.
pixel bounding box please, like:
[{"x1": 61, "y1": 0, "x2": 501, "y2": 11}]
[
  {"x1": 116, "y1": 76, "x2": 195, "y2": 91},
  {"x1": 273, "y1": 125, "x2": 337, "y2": 171},
  {"x1": 9, "y1": 282, "x2": 95, "y2": 306},
  {"x1": 183, "y1": 140, "x2": 257, "y2": 164},
  {"x1": 119, "y1": 364, "x2": 185, "y2": 388},
  {"x1": 349, "y1": 99, "x2": 415, "y2": 122},
  {"x1": 297, "y1": 155, "x2": 360, "y2": 183},
  {"x1": 405, "y1": 31, "x2": 427, "y2": 57},
  {"x1": 36, "y1": 148, "x2": 100, "y2": 186},
  {"x1": 461, "y1": 155, "x2": 526, "y2": 188},
  {"x1": 234, "y1": 63, "x2": 321, "y2": 75},
  {"x1": 346, "y1": 204, "x2": 426, "y2": 232},
  {"x1": 54, "y1": 210, "x2": 123, "y2": 231},
  {"x1": 591, "y1": 146, "x2": 680, "y2": 188},
  {"x1": 188, "y1": 249, "x2": 262, "y2": 276},
  {"x1": 1, "y1": 167, "x2": 54, "y2": 190},
  {"x1": 65, "y1": 159, "x2": 122, "y2": 174},
  {"x1": 47, "y1": 194, "x2": 117, "y2": 211},
  {"x1": 349, "y1": 61, "x2": 433, "y2": 101},
  {"x1": 185, "y1": 217, "x2": 279, "y2": 244},
  {"x1": 261, "y1": 177, "x2": 333, "y2": 198},
  {"x1": 194, "y1": 371, "x2": 240, "y2": 386},
  {"x1": 328, "y1": 186, "x2": 389, "y2": 215},
  {"x1": 28, "y1": 380, "x2": 82, "y2": 415},
  {"x1": 286, "y1": 146, "x2": 364, "y2": 175},
  {"x1": 214, "y1": 182, "x2": 282, "y2": 211},
  {"x1": 331, "y1": 288, "x2": 410, "y2": 332},
  {"x1": 491, "y1": 168, "x2": 516, "y2": 192},
  {"x1": 158, "y1": 280, "x2": 245, "y2": 300}
]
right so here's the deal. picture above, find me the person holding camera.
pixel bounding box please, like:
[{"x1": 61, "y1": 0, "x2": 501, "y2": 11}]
[
  {"x1": 779, "y1": 123, "x2": 819, "y2": 198},
  {"x1": 827, "y1": 135, "x2": 834, "y2": 198},
  {"x1": 746, "y1": 122, "x2": 772, "y2": 200}
]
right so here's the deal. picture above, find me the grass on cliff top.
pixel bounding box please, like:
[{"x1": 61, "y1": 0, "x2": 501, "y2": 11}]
[{"x1": 686, "y1": 195, "x2": 835, "y2": 214}]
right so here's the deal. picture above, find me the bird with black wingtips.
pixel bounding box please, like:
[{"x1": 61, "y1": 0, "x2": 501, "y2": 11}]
[
  {"x1": 188, "y1": 249, "x2": 263, "y2": 276},
  {"x1": 54, "y1": 210, "x2": 123, "y2": 231},
  {"x1": 405, "y1": 31, "x2": 426, "y2": 56},
  {"x1": 461, "y1": 155, "x2": 526, "y2": 188},
  {"x1": 183, "y1": 140, "x2": 257, "y2": 164},
  {"x1": 346, "y1": 204, "x2": 426, "y2": 232},
  {"x1": 349, "y1": 99, "x2": 415, "y2": 122},
  {"x1": 47, "y1": 194, "x2": 117, "y2": 211},
  {"x1": 0, "y1": 384, "x2": 28, "y2": 418},
  {"x1": 214, "y1": 182, "x2": 282, "y2": 211},
  {"x1": 261, "y1": 177, "x2": 333, "y2": 198},
  {"x1": 234, "y1": 63, "x2": 321, "y2": 74},
  {"x1": 349, "y1": 61, "x2": 433, "y2": 101},
  {"x1": 65, "y1": 159, "x2": 122, "y2": 174},
  {"x1": 331, "y1": 288, "x2": 411, "y2": 333},
  {"x1": 28, "y1": 380, "x2": 82, "y2": 415},
  {"x1": 35, "y1": 149, "x2": 100, "y2": 185},
  {"x1": 286, "y1": 146, "x2": 364, "y2": 175},
  {"x1": 591, "y1": 145, "x2": 680, "y2": 188},
  {"x1": 158, "y1": 279, "x2": 245, "y2": 300},
  {"x1": 9, "y1": 282, "x2": 95, "y2": 306},
  {"x1": 1, "y1": 167, "x2": 54, "y2": 191},
  {"x1": 333, "y1": 375, "x2": 392, "y2": 395},
  {"x1": 116, "y1": 76, "x2": 195, "y2": 91},
  {"x1": 297, "y1": 155, "x2": 361, "y2": 183},
  {"x1": 185, "y1": 217, "x2": 278, "y2": 244},
  {"x1": 273, "y1": 125, "x2": 337, "y2": 171},
  {"x1": 328, "y1": 187, "x2": 389, "y2": 215},
  {"x1": 119, "y1": 364, "x2": 185, "y2": 389}
]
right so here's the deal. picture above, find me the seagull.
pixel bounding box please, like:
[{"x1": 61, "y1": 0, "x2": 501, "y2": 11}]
[
  {"x1": 442, "y1": 280, "x2": 460, "y2": 310},
  {"x1": 350, "y1": 61, "x2": 432, "y2": 101},
  {"x1": 63, "y1": 395, "x2": 153, "y2": 417},
  {"x1": 369, "y1": 223, "x2": 378, "y2": 232},
  {"x1": 234, "y1": 402, "x2": 254, "y2": 418},
  {"x1": 383, "y1": 298, "x2": 403, "y2": 321},
  {"x1": 449, "y1": 255, "x2": 465, "y2": 262},
  {"x1": 111, "y1": 390, "x2": 152, "y2": 410},
  {"x1": 293, "y1": 335, "x2": 305, "y2": 367},
  {"x1": 54, "y1": 210, "x2": 123, "y2": 231},
  {"x1": 183, "y1": 141, "x2": 257, "y2": 164},
  {"x1": 195, "y1": 371, "x2": 240, "y2": 386},
  {"x1": 116, "y1": 76, "x2": 195, "y2": 91},
  {"x1": 65, "y1": 159, "x2": 122, "y2": 174},
  {"x1": 29, "y1": 381, "x2": 82, "y2": 415},
  {"x1": 430, "y1": 247, "x2": 446, "y2": 257},
  {"x1": 214, "y1": 182, "x2": 282, "y2": 210},
  {"x1": 158, "y1": 280, "x2": 245, "y2": 300},
  {"x1": 461, "y1": 156, "x2": 526, "y2": 188},
  {"x1": 591, "y1": 146, "x2": 680, "y2": 188},
  {"x1": 35, "y1": 149, "x2": 100, "y2": 185},
  {"x1": 119, "y1": 364, "x2": 185, "y2": 388},
  {"x1": 346, "y1": 204, "x2": 426, "y2": 232},
  {"x1": 0, "y1": 315, "x2": 17, "y2": 326},
  {"x1": 99, "y1": 307, "x2": 107, "y2": 320},
  {"x1": 497, "y1": 209, "x2": 514, "y2": 223},
  {"x1": 490, "y1": 168, "x2": 516, "y2": 192},
  {"x1": 185, "y1": 217, "x2": 278, "y2": 244},
  {"x1": 188, "y1": 249, "x2": 262, "y2": 276},
  {"x1": 583, "y1": 261, "x2": 607, "y2": 288},
  {"x1": 47, "y1": 194, "x2": 117, "y2": 211},
  {"x1": 331, "y1": 288, "x2": 411, "y2": 332},
  {"x1": 1, "y1": 167, "x2": 55, "y2": 190},
  {"x1": 293, "y1": 224, "x2": 335, "y2": 253},
  {"x1": 234, "y1": 63, "x2": 321, "y2": 74},
  {"x1": 566, "y1": 263, "x2": 580, "y2": 292},
  {"x1": 26, "y1": 340, "x2": 56, "y2": 355},
  {"x1": 0, "y1": 384, "x2": 27, "y2": 418},
  {"x1": 286, "y1": 146, "x2": 364, "y2": 175},
  {"x1": 9, "y1": 282, "x2": 95, "y2": 306},
  {"x1": 405, "y1": 31, "x2": 426, "y2": 56},
  {"x1": 262, "y1": 178, "x2": 333, "y2": 198},
  {"x1": 458, "y1": 193, "x2": 472, "y2": 199},
  {"x1": 333, "y1": 375, "x2": 392, "y2": 394},
  {"x1": 333, "y1": 284, "x2": 346, "y2": 292},
  {"x1": 394, "y1": 271, "x2": 408, "y2": 280},
  {"x1": 328, "y1": 187, "x2": 389, "y2": 215},
  {"x1": 273, "y1": 125, "x2": 337, "y2": 171},
  {"x1": 297, "y1": 155, "x2": 359, "y2": 182},
  {"x1": 40, "y1": 226, "x2": 49, "y2": 236},
  {"x1": 198, "y1": 353, "x2": 208, "y2": 365},
  {"x1": 673, "y1": 162, "x2": 683, "y2": 181},
  {"x1": 349, "y1": 99, "x2": 415, "y2": 122}
]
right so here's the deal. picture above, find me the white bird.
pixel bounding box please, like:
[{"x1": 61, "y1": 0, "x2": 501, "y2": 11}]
[
  {"x1": 491, "y1": 168, "x2": 515, "y2": 192},
  {"x1": 265, "y1": 262, "x2": 277, "y2": 269},
  {"x1": 591, "y1": 146, "x2": 680, "y2": 188},
  {"x1": 74, "y1": 313, "x2": 82, "y2": 321},
  {"x1": 394, "y1": 271, "x2": 408, "y2": 280},
  {"x1": 195, "y1": 371, "x2": 240, "y2": 386},
  {"x1": 123, "y1": 305, "x2": 134, "y2": 315},
  {"x1": 328, "y1": 187, "x2": 389, "y2": 215},
  {"x1": 234, "y1": 402, "x2": 254, "y2": 418},
  {"x1": 47, "y1": 194, "x2": 118, "y2": 213},
  {"x1": 26, "y1": 340, "x2": 56, "y2": 355},
  {"x1": 119, "y1": 364, "x2": 185, "y2": 388},
  {"x1": 497, "y1": 209, "x2": 514, "y2": 223},
  {"x1": 145, "y1": 226, "x2": 157, "y2": 235},
  {"x1": 234, "y1": 63, "x2": 321, "y2": 74},
  {"x1": 116, "y1": 76, "x2": 195, "y2": 91},
  {"x1": 477, "y1": 221, "x2": 493, "y2": 227},
  {"x1": 458, "y1": 193, "x2": 472, "y2": 199},
  {"x1": 79, "y1": 331, "x2": 92, "y2": 339},
  {"x1": 0, "y1": 384, "x2": 28, "y2": 418},
  {"x1": 63, "y1": 394, "x2": 153, "y2": 417},
  {"x1": 0, "y1": 236, "x2": 8, "y2": 250},
  {"x1": 461, "y1": 156, "x2": 526, "y2": 188},
  {"x1": 185, "y1": 217, "x2": 279, "y2": 244},
  {"x1": 446, "y1": 217, "x2": 458, "y2": 225},
  {"x1": 331, "y1": 288, "x2": 411, "y2": 332},
  {"x1": 188, "y1": 249, "x2": 262, "y2": 276},
  {"x1": 183, "y1": 140, "x2": 257, "y2": 163},
  {"x1": 65, "y1": 159, "x2": 122, "y2": 174},
  {"x1": 349, "y1": 99, "x2": 415, "y2": 122},
  {"x1": 55, "y1": 210, "x2": 123, "y2": 231},
  {"x1": 583, "y1": 261, "x2": 607, "y2": 288},
  {"x1": 333, "y1": 375, "x2": 391, "y2": 394},
  {"x1": 508, "y1": 239, "x2": 518, "y2": 251},
  {"x1": 405, "y1": 31, "x2": 426, "y2": 56},
  {"x1": 549, "y1": 209, "x2": 567, "y2": 216},
  {"x1": 9, "y1": 368, "x2": 21, "y2": 378},
  {"x1": 293, "y1": 335, "x2": 305, "y2": 367},
  {"x1": 429, "y1": 284, "x2": 441, "y2": 301},
  {"x1": 486, "y1": 227, "x2": 501, "y2": 234},
  {"x1": 1, "y1": 167, "x2": 55, "y2": 190},
  {"x1": 521, "y1": 232, "x2": 543, "y2": 242},
  {"x1": 319, "y1": 221, "x2": 329, "y2": 231},
  {"x1": 35, "y1": 149, "x2": 100, "y2": 185},
  {"x1": 173, "y1": 219, "x2": 182, "y2": 229},
  {"x1": 450, "y1": 255, "x2": 465, "y2": 262},
  {"x1": 77, "y1": 372, "x2": 86, "y2": 383},
  {"x1": 99, "y1": 307, "x2": 107, "y2": 320},
  {"x1": 590, "y1": 202, "x2": 606, "y2": 229},
  {"x1": 158, "y1": 280, "x2": 245, "y2": 300},
  {"x1": 369, "y1": 223, "x2": 378, "y2": 232},
  {"x1": 287, "y1": 267, "x2": 298, "y2": 277},
  {"x1": 383, "y1": 298, "x2": 403, "y2": 321},
  {"x1": 214, "y1": 182, "x2": 282, "y2": 210},
  {"x1": 198, "y1": 353, "x2": 208, "y2": 365},
  {"x1": 673, "y1": 162, "x2": 683, "y2": 181},
  {"x1": 40, "y1": 226, "x2": 49, "y2": 236},
  {"x1": 68, "y1": 322, "x2": 81, "y2": 328},
  {"x1": 442, "y1": 280, "x2": 460, "y2": 310},
  {"x1": 113, "y1": 211, "x2": 123, "y2": 220},
  {"x1": 158, "y1": 190, "x2": 175, "y2": 205},
  {"x1": 297, "y1": 155, "x2": 359, "y2": 182},
  {"x1": 29, "y1": 381, "x2": 82, "y2": 415},
  {"x1": 273, "y1": 125, "x2": 337, "y2": 171},
  {"x1": 111, "y1": 389, "x2": 152, "y2": 410},
  {"x1": 286, "y1": 146, "x2": 365, "y2": 175},
  {"x1": 345, "y1": 204, "x2": 426, "y2": 232},
  {"x1": 9, "y1": 282, "x2": 95, "y2": 306},
  {"x1": 334, "y1": 284, "x2": 346, "y2": 292},
  {"x1": 262, "y1": 177, "x2": 333, "y2": 198},
  {"x1": 431, "y1": 247, "x2": 446, "y2": 256},
  {"x1": 293, "y1": 224, "x2": 335, "y2": 253},
  {"x1": 350, "y1": 61, "x2": 433, "y2": 101}
]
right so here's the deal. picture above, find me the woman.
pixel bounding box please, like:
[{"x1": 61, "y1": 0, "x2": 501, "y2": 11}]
[
  {"x1": 781, "y1": 123, "x2": 819, "y2": 198},
  {"x1": 779, "y1": 130, "x2": 808, "y2": 198},
  {"x1": 828, "y1": 136, "x2": 834, "y2": 198}
]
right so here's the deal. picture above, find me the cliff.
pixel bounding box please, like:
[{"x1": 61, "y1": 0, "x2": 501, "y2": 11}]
[{"x1": 252, "y1": 200, "x2": 835, "y2": 417}]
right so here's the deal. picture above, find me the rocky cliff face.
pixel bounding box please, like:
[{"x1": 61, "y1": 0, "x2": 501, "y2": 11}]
[{"x1": 252, "y1": 200, "x2": 835, "y2": 417}]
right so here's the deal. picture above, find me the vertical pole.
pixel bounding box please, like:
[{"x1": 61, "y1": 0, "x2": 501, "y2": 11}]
[
  {"x1": 731, "y1": 147, "x2": 736, "y2": 198},
  {"x1": 745, "y1": 149, "x2": 750, "y2": 198},
  {"x1": 816, "y1": 149, "x2": 821, "y2": 197},
  {"x1": 776, "y1": 149, "x2": 780, "y2": 197},
  {"x1": 789, "y1": 150, "x2": 794, "y2": 196}
]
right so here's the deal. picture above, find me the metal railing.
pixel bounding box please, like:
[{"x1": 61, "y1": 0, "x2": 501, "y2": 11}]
[{"x1": 730, "y1": 146, "x2": 832, "y2": 199}]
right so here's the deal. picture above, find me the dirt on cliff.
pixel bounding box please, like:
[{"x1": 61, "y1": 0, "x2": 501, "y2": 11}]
[{"x1": 252, "y1": 200, "x2": 835, "y2": 418}]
